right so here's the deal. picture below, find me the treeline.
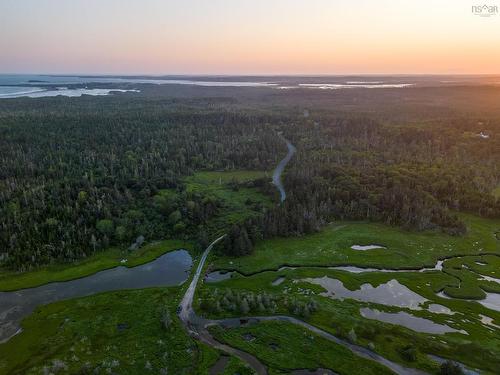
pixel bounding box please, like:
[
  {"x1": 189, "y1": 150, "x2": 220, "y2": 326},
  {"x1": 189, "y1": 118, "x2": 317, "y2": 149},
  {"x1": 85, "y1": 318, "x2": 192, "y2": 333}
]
[
  {"x1": 199, "y1": 288, "x2": 318, "y2": 318},
  {"x1": 200, "y1": 289, "x2": 278, "y2": 316},
  {"x1": 221, "y1": 222, "x2": 262, "y2": 256}
]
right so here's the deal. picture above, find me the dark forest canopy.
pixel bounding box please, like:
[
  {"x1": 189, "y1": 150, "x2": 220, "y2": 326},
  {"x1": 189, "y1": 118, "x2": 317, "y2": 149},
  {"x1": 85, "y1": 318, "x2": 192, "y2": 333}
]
[{"x1": 0, "y1": 86, "x2": 499, "y2": 270}]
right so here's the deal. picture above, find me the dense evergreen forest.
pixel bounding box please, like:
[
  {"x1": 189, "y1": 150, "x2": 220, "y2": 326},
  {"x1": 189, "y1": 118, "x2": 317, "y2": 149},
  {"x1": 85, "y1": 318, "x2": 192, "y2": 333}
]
[
  {"x1": 1, "y1": 87, "x2": 499, "y2": 270},
  {"x1": 266, "y1": 116, "x2": 500, "y2": 237}
]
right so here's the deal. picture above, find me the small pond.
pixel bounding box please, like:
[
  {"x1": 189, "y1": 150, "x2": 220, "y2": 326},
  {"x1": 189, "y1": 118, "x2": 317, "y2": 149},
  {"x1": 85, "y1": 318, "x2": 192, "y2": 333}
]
[
  {"x1": 478, "y1": 292, "x2": 500, "y2": 312},
  {"x1": 205, "y1": 271, "x2": 232, "y2": 283},
  {"x1": 478, "y1": 274, "x2": 500, "y2": 284},
  {"x1": 329, "y1": 260, "x2": 443, "y2": 273},
  {"x1": 360, "y1": 308, "x2": 466, "y2": 335},
  {"x1": 350, "y1": 244, "x2": 386, "y2": 251},
  {"x1": 436, "y1": 289, "x2": 500, "y2": 312},
  {"x1": 427, "y1": 304, "x2": 454, "y2": 315},
  {"x1": 272, "y1": 277, "x2": 286, "y2": 286},
  {"x1": 479, "y1": 314, "x2": 500, "y2": 330},
  {"x1": 0, "y1": 249, "x2": 192, "y2": 343},
  {"x1": 302, "y1": 277, "x2": 427, "y2": 310}
]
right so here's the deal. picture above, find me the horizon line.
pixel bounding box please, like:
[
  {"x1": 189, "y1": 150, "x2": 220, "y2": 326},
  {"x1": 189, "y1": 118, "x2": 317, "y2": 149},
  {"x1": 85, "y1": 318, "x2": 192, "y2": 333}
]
[{"x1": 2, "y1": 72, "x2": 500, "y2": 77}]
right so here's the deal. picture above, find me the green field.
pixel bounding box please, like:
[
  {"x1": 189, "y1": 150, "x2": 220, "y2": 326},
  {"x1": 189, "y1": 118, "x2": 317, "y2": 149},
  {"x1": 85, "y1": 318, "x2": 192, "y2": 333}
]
[
  {"x1": 0, "y1": 286, "x2": 256, "y2": 375},
  {"x1": 0, "y1": 240, "x2": 256, "y2": 375},
  {"x1": 0, "y1": 288, "x2": 206, "y2": 374},
  {"x1": 198, "y1": 214, "x2": 500, "y2": 374},
  {"x1": 199, "y1": 267, "x2": 499, "y2": 374},
  {"x1": 184, "y1": 170, "x2": 273, "y2": 234},
  {"x1": 187, "y1": 170, "x2": 270, "y2": 184},
  {"x1": 0, "y1": 239, "x2": 192, "y2": 292},
  {"x1": 209, "y1": 321, "x2": 393, "y2": 375},
  {"x1": 212, "y1": 215, "x2": 500, "y2": 274}
]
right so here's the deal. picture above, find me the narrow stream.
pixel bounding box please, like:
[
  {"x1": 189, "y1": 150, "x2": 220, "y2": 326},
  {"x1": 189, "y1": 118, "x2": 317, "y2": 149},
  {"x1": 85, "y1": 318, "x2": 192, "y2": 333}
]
[{"x1": 205, "y1": 258, "x2": 445, "y2": 281}]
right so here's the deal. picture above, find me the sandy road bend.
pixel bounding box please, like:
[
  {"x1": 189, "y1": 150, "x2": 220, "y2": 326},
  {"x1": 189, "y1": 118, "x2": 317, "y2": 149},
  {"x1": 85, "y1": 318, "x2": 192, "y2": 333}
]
[
  {"x1": 179, "y1": 235, "x2": 226, "y2": 323},
  {"x1": 178, "y1": 235, "x2": 269, "y2": 375}
]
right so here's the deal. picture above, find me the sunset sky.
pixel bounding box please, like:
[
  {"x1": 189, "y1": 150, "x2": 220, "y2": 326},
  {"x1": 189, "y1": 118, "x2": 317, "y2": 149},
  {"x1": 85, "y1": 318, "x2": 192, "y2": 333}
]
[{"x1": 1, "y1": 0, "x2": 499, "y2": 75}]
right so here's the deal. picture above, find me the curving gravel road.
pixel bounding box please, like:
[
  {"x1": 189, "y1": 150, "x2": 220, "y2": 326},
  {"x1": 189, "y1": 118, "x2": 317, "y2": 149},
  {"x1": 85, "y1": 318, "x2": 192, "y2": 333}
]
[
  {"x1": 272, "y1": 135, "x2": 296, "y2": 202},
  {"x1": 178, "y1": 235, "x2": 269, "y2": 374},
  {"x1": 179, "y1": 235, "x2": 226, "y2": 324}
]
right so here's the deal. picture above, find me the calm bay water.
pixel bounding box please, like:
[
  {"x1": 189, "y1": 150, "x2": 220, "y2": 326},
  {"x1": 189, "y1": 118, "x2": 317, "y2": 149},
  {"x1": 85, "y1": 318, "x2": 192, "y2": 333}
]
[
  {"x1": 0, "y1": 250, "x2": 192, "y2": 343},
  {"x1": 0, "y1": 74, "x2": 419, "y2": 99}
]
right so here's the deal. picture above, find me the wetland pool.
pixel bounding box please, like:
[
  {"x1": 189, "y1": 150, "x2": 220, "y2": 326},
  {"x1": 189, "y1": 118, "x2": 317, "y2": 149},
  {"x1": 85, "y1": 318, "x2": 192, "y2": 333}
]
[{"x1": 0, "y1": 249, "x2": 192, "y2": 343}]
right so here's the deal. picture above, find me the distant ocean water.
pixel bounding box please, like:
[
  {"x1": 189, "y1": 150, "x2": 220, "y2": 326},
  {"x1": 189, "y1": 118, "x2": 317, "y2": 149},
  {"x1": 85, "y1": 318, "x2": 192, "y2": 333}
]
[
  {"x1": 0, "y1": 86, "x2": 140, "y2": 99},
  {"x1": 0, "y1": 74, "x2": 459, "y2": 99},
  {"x1": 0, "y1": 74, "x2": 278, "y2": 98},
  {"x1": 0, "y1": 75, "x2": 144, "y2": 98}
]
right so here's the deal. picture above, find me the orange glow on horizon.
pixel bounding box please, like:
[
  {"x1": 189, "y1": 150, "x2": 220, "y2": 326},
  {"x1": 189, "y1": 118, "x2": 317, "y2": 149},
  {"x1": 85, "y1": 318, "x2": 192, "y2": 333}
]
[{"x1": 1, "y1": 0, "x2": 499, "y2": 75}]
